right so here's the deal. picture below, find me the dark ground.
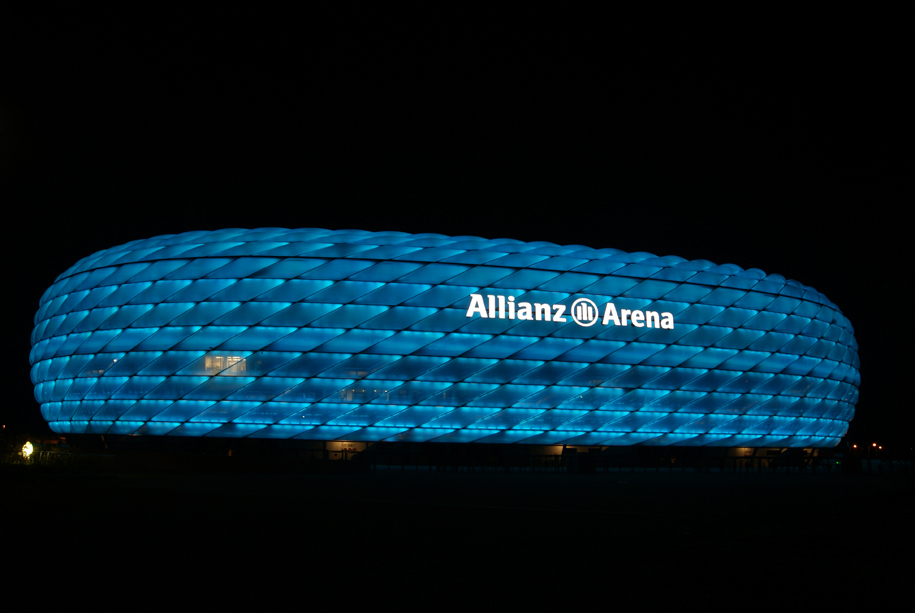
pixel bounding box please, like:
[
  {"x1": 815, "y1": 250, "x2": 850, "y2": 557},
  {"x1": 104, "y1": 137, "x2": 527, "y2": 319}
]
[{"x1": 5, "y1": 460, "x2": 911, "y2": 589}]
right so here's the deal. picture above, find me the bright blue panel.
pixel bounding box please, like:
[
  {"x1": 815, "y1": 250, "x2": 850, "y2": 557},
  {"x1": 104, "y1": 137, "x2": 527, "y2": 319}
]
[
  {"x1": 134, "y1": 326, "x2": 200, "y2": 351},
  {"x1": 183, "y1": 377, "x2": 257, "y2": 401},
  {"x1": 164, "y1": 279, "x2": 236, "y2": 302},
  {"x1": 204, "y1": 257, "x2": 279, "y2": 278},
  {"x1": 212, "y1": 302, "x2": 291, "y2": 326},
  {"x1": 274, "y1": 379, "x2": 354, "y2": 403},
  {"x1": 404, "y1": 285, "x2": 482, "y2": 307},
  {"x1": 354, "y1": 283, "x2": 432, "y2": 305},
  {"x1": 252, "y1": 280, "x2": 333, "y2": 302},
  {"x1": 267, "y1": 352, "x2": 350, "y2": 377},
  {"x1": 170, "y1": 302, "x2": 242, "y2": 326},
  {"x1": 300, "y1": 259, "x2": 376, "y2": 279},
  {"x1": 363, "y1": 331, "x2": 444, "y2": 354},
  {"x1": 172, "y1": 326, "x2": 246, "y2": 350},
  {"x1": 249, "y1": 258, "x2": 328, "y2": 279},
  {"x1": 164, "y1": 258, "x2": 235, "y2": 279},
  {"x1": 98, "y1": 305, "x2": 154, "y2": 329},
  {"x1": 363, "y1": 306, "x2": 438, "y2": 330},
  {"x1": 209, "y1": 279, "x2": 285, "y2": 301},
  {"x1": 111, "y1": 376, "x2": 167, "y2": 399},
  {"x1": 259, "y1": 303, "x2": 339, "y2": 327},
  {"x1": 31, "y1": 228, "x2": 858, "y2": 446},
  {"x1": 145, "y1": 376, "x2": 209, "y2": 399},
  {"x1": 414, "y1": 333, "x2": 491, "y2": 356},
  {"x1": 310, "y1": 305, "x2": 389, "y2": 328},
  {"x1": 304, "y1": 281, "x2": 384, "y2": 303},
  {"x1": 349, "y1": 261, "x2": 424, "y2": 282}
]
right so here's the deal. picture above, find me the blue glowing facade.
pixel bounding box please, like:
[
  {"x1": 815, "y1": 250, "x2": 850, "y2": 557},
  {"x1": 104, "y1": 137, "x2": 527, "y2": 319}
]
[{"x1": 30, "y1": 229, "x2": 859, "y2": 447}]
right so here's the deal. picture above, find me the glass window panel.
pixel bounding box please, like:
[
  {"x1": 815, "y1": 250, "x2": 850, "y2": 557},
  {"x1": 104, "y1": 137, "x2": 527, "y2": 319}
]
[{"x1": 220, "y1": 352, "x2": 301, "y2": 377}]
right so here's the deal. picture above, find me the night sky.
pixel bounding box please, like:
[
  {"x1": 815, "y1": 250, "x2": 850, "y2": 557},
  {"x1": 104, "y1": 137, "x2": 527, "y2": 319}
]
[{"x1": 4, "y1": 28, "x2": 910, "y2": 449}]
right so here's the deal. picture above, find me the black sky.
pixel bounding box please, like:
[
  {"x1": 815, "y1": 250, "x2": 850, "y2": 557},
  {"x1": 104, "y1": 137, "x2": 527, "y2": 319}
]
[{"x1": 3, "y1": 25, "x2": 910, "y2": 447}]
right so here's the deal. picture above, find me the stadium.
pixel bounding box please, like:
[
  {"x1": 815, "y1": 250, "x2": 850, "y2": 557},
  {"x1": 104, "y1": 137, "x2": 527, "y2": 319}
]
[{"x1": 29, "y1": 228, "x2": 859, "y2": 450}]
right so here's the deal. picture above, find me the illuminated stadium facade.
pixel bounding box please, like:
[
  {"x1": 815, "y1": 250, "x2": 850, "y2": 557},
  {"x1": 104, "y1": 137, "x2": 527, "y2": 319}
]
[{"x1": 30, "y1": 229, "x2": 859, "y2": 448}]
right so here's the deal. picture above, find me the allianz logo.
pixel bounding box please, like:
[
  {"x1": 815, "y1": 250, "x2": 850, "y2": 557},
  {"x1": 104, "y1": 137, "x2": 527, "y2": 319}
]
[{"x1": 466, "y1": 294, "x2": 675, "y2": 329}]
